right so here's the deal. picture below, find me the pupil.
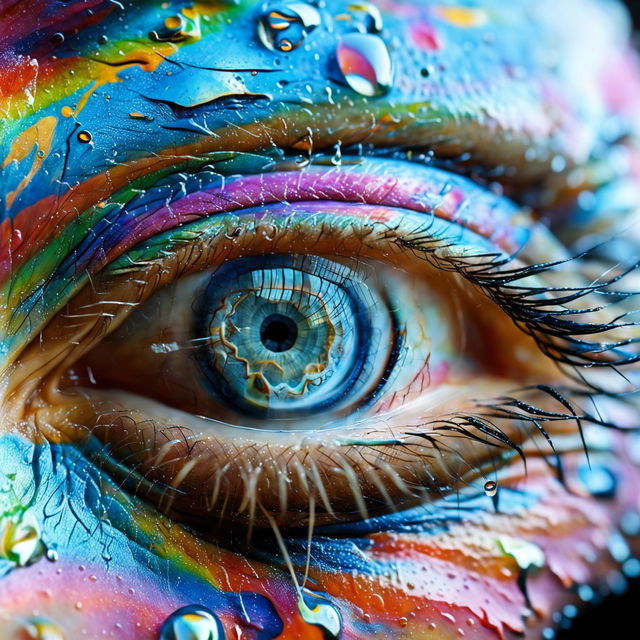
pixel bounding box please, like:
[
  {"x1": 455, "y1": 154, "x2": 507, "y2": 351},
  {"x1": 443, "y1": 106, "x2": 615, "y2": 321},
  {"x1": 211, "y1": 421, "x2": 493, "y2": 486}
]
[{"x1": 260, "y1": 313, "x2": 298, "y2": 353}]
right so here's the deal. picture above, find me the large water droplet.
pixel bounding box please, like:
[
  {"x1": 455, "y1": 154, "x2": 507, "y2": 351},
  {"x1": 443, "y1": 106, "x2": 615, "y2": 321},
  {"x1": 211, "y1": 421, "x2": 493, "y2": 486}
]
[
  {"x1": 577, "y1": 464, "x2": 617, "y2": 498},
  {"x1": 497, "y1": 537, "x2": 545, "y2": 572},
  {"x1": 0, "y1": 513, "x2": 45, "y2": 567},
  {"x1": 257, "y1": 2, "x2": 321, "y2": 52},
  {"x1": 159, "y1": 605, "x2": 225, "y2": 640},
  {"x1": 620, "y1": 511, "x2": 640, "y2": 536},
  {"x1": 335, "y1": 33, "x2": 393, "y2": 96},
  {"x1": 483, "y1": 480, "x2": 497, "y2": 497},
  {"x1": 298, "y1": 595, "x2": 342, "y2": 639},
  {"x1": 23, "y1": 618, "x2": 65, "y2": 640}
]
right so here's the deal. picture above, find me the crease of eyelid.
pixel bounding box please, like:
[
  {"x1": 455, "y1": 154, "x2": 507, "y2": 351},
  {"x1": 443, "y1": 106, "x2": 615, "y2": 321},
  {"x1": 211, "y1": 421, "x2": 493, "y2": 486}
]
[{"x1": 0, "y1": 157, "x2": 533, "y2": 370}]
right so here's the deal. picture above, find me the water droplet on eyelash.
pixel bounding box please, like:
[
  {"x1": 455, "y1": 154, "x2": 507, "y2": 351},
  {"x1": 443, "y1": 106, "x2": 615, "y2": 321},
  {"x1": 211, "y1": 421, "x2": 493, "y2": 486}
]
[
  {"x1": 577, "y1": 584, "x2": 594, "y2": 602},
  {"x1": 159, "y1": 605, "x2": 225, "y2": 640},
  {"x1": 257, "y1": 2, "x2": 321, "y2": 53},
  {"x1": 21, "y1": 618, "x2": 65, "y2": 640},
  {"x1": 335, "y1": 33, "x2": 393, "y2": 97},
  {"x1": 0, "y1": 512, "x2": 46, "y2": 567},
  {"x1": 298, "y1": 595, "x2": 342, "y2": 639},
  {"x1": 483, "y1": 480, "x2": 497, "y2": 497},
  {"x1": 77, "y1": 130, "x2": 92, "y2": 144},
  {"x1": 577, "y1": 464, "x2": 617, "y2": 499}
]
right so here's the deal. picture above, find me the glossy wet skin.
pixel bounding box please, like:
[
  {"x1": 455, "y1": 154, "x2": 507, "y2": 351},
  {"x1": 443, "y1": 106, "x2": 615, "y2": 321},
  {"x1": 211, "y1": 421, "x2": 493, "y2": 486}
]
[{"x1": 1, "y1": 0, "x2": 640, "y2": 638}]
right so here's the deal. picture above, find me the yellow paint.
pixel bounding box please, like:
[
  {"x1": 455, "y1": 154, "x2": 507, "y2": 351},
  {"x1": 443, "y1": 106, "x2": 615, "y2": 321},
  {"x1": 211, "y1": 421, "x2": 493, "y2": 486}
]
[
  {"x1": 60, "y1": 105, "x2": 74, "y2": 118},
  {"x1": 2, "y1": 115, "x2": 57, "y2": 210},
  {"x1": 434, "y1": 6, "x2": 488, "y2": 28},
  {"x1": 73, "y1": 44, "x2": 174, "y2": 116}
]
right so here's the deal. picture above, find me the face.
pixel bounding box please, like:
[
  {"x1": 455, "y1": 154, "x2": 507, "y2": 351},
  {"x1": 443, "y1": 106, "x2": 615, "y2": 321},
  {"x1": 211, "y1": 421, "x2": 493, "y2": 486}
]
[{"x1": 1, "y1": 0, "x2": 640, "y2": 638}]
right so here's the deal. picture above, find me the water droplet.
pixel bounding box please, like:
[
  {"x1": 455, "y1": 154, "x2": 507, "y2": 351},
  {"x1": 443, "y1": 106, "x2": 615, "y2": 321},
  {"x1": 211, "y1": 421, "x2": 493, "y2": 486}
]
[
  {"x1": 541, "y1": 628, "x2": 555, "y2": 640},
  {"x1": 23, "y1": 617, "x2": 65, "y2": 640},
  {"x1": 77, "y1": 130, "x2": 92, "y2": 144},
  {"x1": 46, "y1": 549, "x2": 59, "y2": 562},
  {"x1": 0, "y1": 513, "x2": 46, "y2": 567},
  {"x1": 497, "y1": 537, "x2": 545, "y2": 572},
  {"x1": 257, "y1": 3, "x2": 321, "y2": 52},
  {"x1": 50, "y1": 32, "x2": 65, "y2": 45},
  {"x1": 483, "y1": 480, "x2": 497, "y2": 497},
  {"x1": 150, "y1": 13, "x2": 201, "y2": 43},
  {"x1": 159, "y1": 605, "x2": 225, "y2": 640},
  {"x1": 345, "y1": 2, "x2": 383, "y2": 33},
  {"x1": 577, "y1": 584, "x2": 594, "y2": 602},
  {"x1": 577, "y1": 464, "x2": 617, "y2": 498},
  {"x1": 335, "y1": 33, "x2": 393, "y2": 97},
  {"x1": 622, "y1": 557, "x2": 640, "y2": 578},
  {"x1": 608, "y1": 530, "x2": 630, "y2": 563},
  {"x1": 298, "y1": 595, "x2": 342, "y2": 639},
  {"x1": 620, "y1": 511, "x2": 640, "y2": 536}
]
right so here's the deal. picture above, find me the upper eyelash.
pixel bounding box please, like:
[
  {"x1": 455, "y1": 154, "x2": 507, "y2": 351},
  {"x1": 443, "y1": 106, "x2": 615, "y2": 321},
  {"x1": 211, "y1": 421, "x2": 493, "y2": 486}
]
[{"x1": 396, "y1": 231, "x2": 640, "y2": 378}]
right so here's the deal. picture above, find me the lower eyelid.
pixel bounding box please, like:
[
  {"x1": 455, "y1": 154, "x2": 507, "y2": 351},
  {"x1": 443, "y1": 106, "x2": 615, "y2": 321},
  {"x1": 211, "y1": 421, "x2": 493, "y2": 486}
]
[{"x1": 36, "y1": 384, "x2": 530, "y2": 528}]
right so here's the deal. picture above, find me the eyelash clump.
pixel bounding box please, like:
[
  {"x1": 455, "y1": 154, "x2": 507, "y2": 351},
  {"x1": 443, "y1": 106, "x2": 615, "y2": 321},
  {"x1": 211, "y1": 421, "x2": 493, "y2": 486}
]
[{"x1": 396, "y1": 230, "x2": 640, "y2": 390}]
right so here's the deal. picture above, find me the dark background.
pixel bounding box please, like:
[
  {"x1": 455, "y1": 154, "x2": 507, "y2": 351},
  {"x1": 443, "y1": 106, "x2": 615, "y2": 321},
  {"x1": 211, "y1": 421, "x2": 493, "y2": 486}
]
[
  {"x1": 624, "y1": 0, "x2": 640, "y2": 27},
  {"x1": 558, "y1": 0, "x2": 640, "y2": 637}
]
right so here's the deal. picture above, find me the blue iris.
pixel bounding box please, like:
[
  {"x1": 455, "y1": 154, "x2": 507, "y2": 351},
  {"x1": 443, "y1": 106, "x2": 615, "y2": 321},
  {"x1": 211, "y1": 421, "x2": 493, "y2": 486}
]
[{"x1": 194, "y1": 255, "x2": 391, "y2": 419}]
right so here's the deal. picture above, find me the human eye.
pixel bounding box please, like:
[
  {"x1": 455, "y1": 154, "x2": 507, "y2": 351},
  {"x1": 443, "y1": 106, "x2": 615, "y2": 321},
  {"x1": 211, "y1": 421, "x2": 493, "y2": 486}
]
[
  {"x1": 9, "y1": 150, "x2": 634, "y2": 533},
  {"x1": 3, "y1": 0, "x2": 640, "y2": 638}
]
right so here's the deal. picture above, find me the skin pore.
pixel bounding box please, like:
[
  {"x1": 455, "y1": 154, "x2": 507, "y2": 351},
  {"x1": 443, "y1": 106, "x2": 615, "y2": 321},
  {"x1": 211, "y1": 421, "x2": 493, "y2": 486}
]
[{"x1": 1, "y1": 1, "x2": 640, "y2": 639}]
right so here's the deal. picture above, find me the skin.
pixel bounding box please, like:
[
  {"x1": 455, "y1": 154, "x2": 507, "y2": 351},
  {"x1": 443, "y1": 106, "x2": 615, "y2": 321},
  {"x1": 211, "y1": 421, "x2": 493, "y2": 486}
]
[{"x1": 1, "y1": 0, "x2": 640, "y2": 638}]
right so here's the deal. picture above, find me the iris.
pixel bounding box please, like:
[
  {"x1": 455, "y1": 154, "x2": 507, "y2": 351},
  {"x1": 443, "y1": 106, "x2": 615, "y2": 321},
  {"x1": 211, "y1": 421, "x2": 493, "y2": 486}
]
[{"x1": 195, "y1": 255, "x2": 392, "y2": 419}]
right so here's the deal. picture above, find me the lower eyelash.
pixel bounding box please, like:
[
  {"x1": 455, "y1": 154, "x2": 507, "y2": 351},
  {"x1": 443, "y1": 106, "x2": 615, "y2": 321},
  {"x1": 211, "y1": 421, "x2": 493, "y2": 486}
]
[{"x1": 65, "y1": 380, "x2": 628, "y2": 535}]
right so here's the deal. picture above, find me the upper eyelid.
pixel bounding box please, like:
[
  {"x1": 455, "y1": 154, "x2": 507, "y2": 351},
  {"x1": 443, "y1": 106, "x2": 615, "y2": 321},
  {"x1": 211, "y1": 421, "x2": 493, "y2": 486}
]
[{"x1": 1, "y1": 157, "x2": 530, "y2": 359}]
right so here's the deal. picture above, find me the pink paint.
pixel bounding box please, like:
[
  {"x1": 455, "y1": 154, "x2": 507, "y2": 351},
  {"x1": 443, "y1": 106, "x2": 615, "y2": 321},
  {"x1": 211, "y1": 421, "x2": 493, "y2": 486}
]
[{"x1": 411, "y1": 22, "x2": 443, "y2": 51}]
